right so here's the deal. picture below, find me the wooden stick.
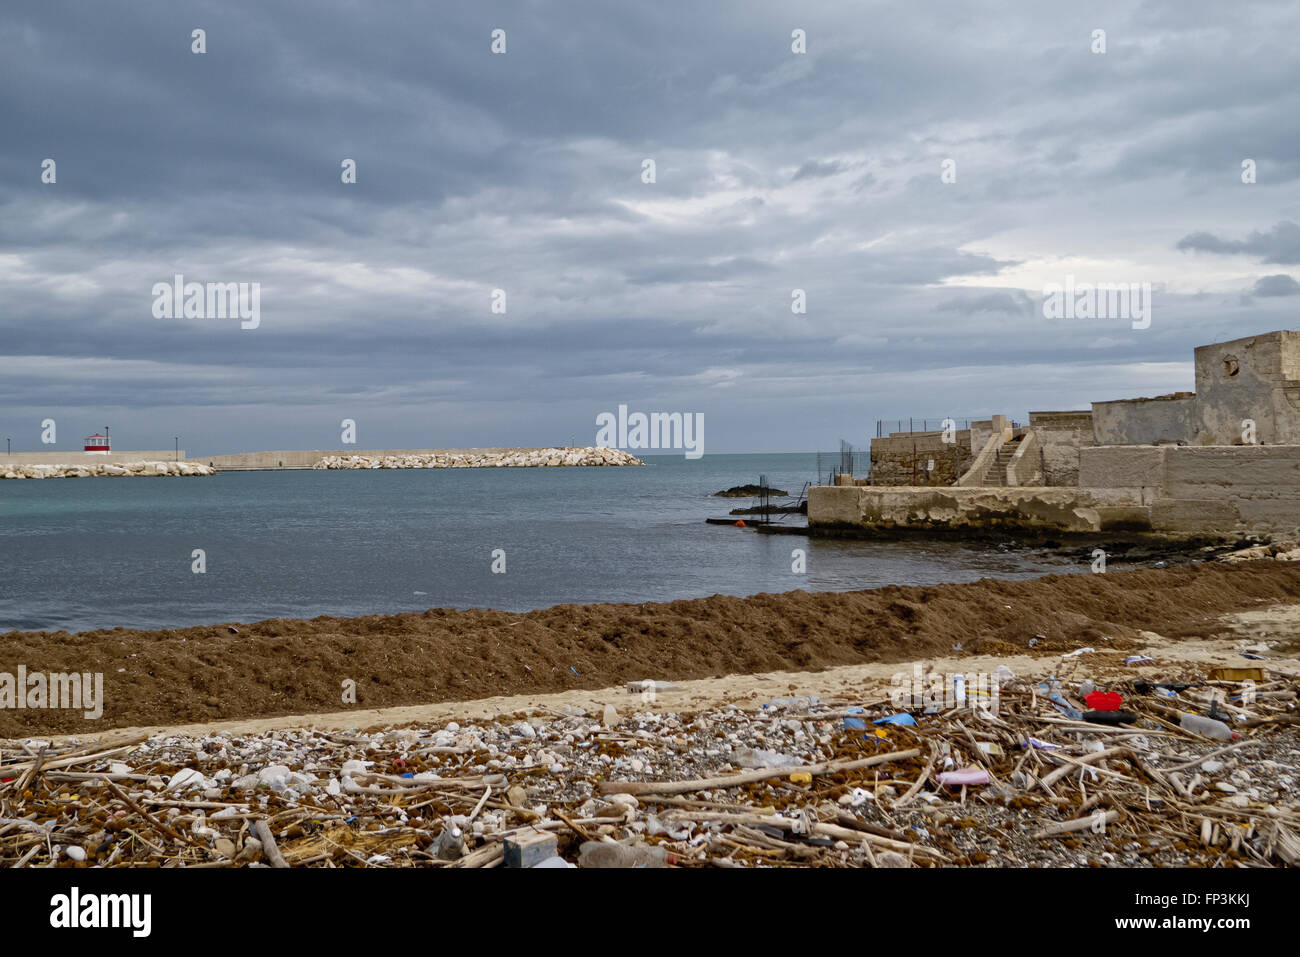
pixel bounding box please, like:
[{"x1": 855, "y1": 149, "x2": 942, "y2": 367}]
[
  {"x1": 1032, "y1": 810, "x2": 1119, "y2": 839},
  {"x1": 596, "y1": 749, "x2": 921, "y2": 796},
  {"x1": 253, "y1": 819, "x2": 290, "y2": 868},
  {"x1": 1036, "y1": 747, "x2": 1126, "y2": 790}
]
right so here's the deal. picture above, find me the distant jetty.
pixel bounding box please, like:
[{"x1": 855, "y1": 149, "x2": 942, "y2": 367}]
[
  {"x1": 1, "y1": 460, "x2": 215, "y2": 480},
  {"x1": 0, "y1": 446, "x2": 644, "y2": 478},
  {"x1": 315, "y1": 447, "x2": 644, "y2": 469}
]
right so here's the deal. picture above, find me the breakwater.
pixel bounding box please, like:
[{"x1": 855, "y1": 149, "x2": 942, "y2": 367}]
[
  {"x1": 315, "y1": 447, "x2": 644, "y2": 469},
  {"x1": 1, "y1": 460, "x2": 215, "y2": 480}
]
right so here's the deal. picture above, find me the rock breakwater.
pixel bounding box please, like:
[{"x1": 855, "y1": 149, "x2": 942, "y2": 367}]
[
  {"x1": 314, "y1": 447, "x2": 644, "y2": 469},
  {"x1": 1, "y1": 460, "x2": 216, "y2": 480}
]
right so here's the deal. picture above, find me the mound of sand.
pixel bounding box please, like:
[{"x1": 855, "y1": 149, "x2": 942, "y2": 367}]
[{"x1": 3, "y1": 562, "x2": 1298, "y2": 735}]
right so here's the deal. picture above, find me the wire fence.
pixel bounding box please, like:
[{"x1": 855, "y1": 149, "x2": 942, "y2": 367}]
[
  {"x1": 875, "y1": 418, "x2": 1024, "y2": 437},
  {"x1": 814, "y1": 449, "x2": 870, "y2": 485}
]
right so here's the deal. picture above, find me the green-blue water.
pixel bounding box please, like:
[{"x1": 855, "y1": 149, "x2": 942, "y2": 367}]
[{"x1": 0, "y1": 453, "x2": 1082, "y2": 633}]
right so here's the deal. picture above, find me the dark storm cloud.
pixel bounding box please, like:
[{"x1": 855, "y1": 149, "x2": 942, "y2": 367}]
[
  {"x1": 1177, "y1": 222, "x2": 1300, "y2": 265},
  {"x1": 1251, "y1": 274, "x2": 1300, "y2": 297},
  {"x1": 2, "y1": 0, "x2": 1298, "y2": 453}
]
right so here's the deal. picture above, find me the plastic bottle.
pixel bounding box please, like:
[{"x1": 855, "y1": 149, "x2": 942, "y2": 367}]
[
  {"x1": 577, "y1": 842, "x2": 671, "y2": 868},
  {"x1": 1180, "y1": 713, "x2": 1238, "y2": 741}
]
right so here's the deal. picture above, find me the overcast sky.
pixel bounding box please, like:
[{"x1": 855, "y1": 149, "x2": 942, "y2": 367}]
[{"x1": 2, "y1": 1, "x2": 1298, "y2": 454}]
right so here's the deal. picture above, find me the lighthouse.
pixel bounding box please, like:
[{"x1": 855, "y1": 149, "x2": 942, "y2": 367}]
[{"x1": 84, "y1": 431, "x2": 110, "y2": 455}]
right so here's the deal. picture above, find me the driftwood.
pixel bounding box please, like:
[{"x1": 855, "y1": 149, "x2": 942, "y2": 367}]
[
  {"x1": 597, "y1": 749, "x2": 921, "y2": 796},
  {"x1": 253, "y1": 819, "x2": 290, "y2": 868},
  {"x1": 1032, "y1": 810, "x2": 1120, "y2": 839}
]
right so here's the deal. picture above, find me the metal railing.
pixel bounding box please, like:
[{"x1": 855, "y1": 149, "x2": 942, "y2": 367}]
[
  {"x1": 876, "y1": 417, "x2": 974, "y2": 437},
  {"x1": 875, "y1": 418, "x2": 1026, "y2": 438}
]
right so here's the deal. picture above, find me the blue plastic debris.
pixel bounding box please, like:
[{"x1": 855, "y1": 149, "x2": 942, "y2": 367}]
[
  {"x1": 873, "y1": 713, "x2": 917, "y2": 727},
  {"x1": 843, "y1": 717, "x2": 867, "y2": 730}
]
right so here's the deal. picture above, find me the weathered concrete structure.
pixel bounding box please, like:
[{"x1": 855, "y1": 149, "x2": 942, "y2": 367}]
[
  {"x1": 1093, "y1": 331, "x2": 1300, "y2": 446},
  {"x1": 0, "y1": 450, "x2": 183, "y2": 466},
  {"x1": 808, "y1": 485, "x2": 1144, "y2": 535},
  {"x1": 819, "y1": 331, "x2": 1300, "y2": 539}
]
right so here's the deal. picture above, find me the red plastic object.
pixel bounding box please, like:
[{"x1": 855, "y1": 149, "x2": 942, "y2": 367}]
[{"x1": 1085, "y1": 691, "x2": 1123, "y2": 711}]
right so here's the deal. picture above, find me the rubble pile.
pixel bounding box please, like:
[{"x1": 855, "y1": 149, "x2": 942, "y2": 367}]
[{"x1": 2, "y1": 667, "x2": 1296, "y2": 868}]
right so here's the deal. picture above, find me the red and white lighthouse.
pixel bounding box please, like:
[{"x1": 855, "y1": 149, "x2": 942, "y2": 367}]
[{"x1": 84, "y1": 432, "x2": 110, "y2": 454}]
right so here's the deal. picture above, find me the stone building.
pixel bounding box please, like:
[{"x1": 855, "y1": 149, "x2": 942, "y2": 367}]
[{"x1": 832, "y1": 331, "x2": 1300, "y2": 539}]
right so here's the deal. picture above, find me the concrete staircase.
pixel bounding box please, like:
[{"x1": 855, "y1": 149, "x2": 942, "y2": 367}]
[{"x1": 979, "y1": 437, "x2": 1022, "y2": 486}]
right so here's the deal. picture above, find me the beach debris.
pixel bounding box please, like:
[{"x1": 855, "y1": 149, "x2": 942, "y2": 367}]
[
  {"x1": 873, "y1": 713, "x2": 917, "y2": 727},
  {"x1": 1212, "y1": 667, "x2": 1266, "y2": 683},
  {"x1": 1180, "y1": 713, "x2": 1239, "y2": 741},
  {"x1": 578, "y1": 842, "x2": 671, "y2": 868},
  {"x1": 504, "y1": 831, "x2": 558, "y2": 868},
  {"x1": 1062, "y1": 647, "x2": 1095, "y2": 658},
  {"x1": 1, "y1": 662, "x2": 1296, "y2": 869},
  {"x1": 937, "y1": 769, "x2": 990, "y2": 788},
  {"x1": 1124, "y1": 655, "x2": 1155, "y2": 665},
  {"x1": 731, "y1": 748, "x2": 800, "y2": 769},
  {"x1": 1085, "y1": 691, "x2": 1124, "y2": 712}
]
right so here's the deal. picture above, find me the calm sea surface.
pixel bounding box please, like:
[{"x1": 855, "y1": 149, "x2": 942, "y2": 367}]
[{"x1": 0, "y1": 453, "x2": 1084, "y2": 634}]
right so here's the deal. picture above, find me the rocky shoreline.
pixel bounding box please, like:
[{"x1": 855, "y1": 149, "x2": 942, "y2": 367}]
[
  {"x1": 1, "y1": 460, "x2": 215, "y2": 480},
  {"x1": 314, "y1": 446, "x2": 644, "y2": 469}
]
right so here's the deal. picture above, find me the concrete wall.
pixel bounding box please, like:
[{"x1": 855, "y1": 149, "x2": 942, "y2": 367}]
[
  {"x1": 811, "y1": 444, "x2": 1300, "y2": 539},
  {"x1": 1079, "y1": 444, "x2": 1300, "y2": 538},
  {"x1": 1093, "y1": 331, "x2": 1300, "y2": 446},
  {"x1": 0, "y1": 450, "x2": 183, "y2": 466},
  {"x1": 1190, "y1": 332, "x2": 1300, "y2": 444},
  {"x1": 1154, "y1": 445, "x2": 1300, "y2": 538},
  {"x1": 1026, "y1": 410, "x2": 1095, "y2": 487},
  {"x1": 808, "y1": 485, "x2": 1134, "y2": 534},
  {"x1": 868, "y1": 431, "x2": 971, "y2": 486},
  {"x1": 1092, "y1": 394, "x2": 1197, "y2": 446},
  {"x1": 968, "y1": 415, "x2": 1010, "y2": 458}
]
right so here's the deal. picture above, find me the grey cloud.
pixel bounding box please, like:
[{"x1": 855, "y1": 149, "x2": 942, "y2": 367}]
[
  {"x1": 1251, "y1": 274, "x2": 1300, "y2": 297},
  {"x1": 3, "y1": 1, "x2": 1299, "y2": 454},
  {"x1": 1177, "y1": 222, "x2": 1300, "y2": 264}
]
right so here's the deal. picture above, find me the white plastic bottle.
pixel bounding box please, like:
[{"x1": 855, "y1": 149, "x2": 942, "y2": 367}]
[{"x1": 1180, "y1": 713, "x2": 1238, "y2": 741}]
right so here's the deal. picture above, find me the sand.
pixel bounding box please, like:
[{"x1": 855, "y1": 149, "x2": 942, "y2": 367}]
[{"x1": 4, "y1": 560, "x2": 1300, "y2": 737}]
